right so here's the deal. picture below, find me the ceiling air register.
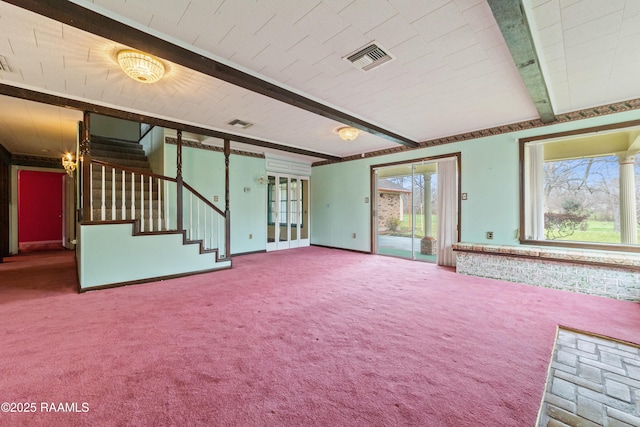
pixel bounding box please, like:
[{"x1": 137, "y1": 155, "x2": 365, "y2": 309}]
[{"x1": 345, "y1": 43, "x2": 394, "y2": 72}]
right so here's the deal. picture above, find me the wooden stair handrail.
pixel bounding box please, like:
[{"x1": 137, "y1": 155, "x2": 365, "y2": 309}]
[
  {"x1": 182, "y1": 182, "x2": 225, "y2": 218},
  {"x1": 91, "y1": 159, "x2": 177, "y2": 183}
]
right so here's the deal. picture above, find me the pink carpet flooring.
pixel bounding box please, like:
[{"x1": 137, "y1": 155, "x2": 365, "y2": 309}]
[{"x1": 0, "y1": 246, "x2": 638, "y2": 426}]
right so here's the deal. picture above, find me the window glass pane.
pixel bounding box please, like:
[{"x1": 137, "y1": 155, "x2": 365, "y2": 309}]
[{"x1": 523, "y1": 127, "x2": 640, "y2": 249}]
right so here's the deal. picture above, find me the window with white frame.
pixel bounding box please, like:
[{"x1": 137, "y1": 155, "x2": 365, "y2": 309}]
[{"x1": 521, "y1": 124, "x2": 640, "y2": 251}]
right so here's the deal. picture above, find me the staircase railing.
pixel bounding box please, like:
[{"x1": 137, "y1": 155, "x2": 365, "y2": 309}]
[
  {"x1": 85, "y1": 159, "x2": 226, "y2": 257},
  {"x1": 183, "y1": 183, "x2": 225, "y2": 253}
]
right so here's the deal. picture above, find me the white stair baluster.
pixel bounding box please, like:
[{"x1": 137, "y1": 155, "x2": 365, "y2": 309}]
[
  {"x1": 140, "y1": 174, "x2": 144, "y2": 232},
  {"x1": 121, "y1": 170, "x2": 126, "y2": 220},
  {"x1": 210, "y1": 210, "x2": 214, "y2": 250},
  {"x1": 111, "y1": 167, "x2": 116, "y2": 220},
  {"x1": 148, "y1": 175, "x2": 153, "y2": 231},
  {"x1": 131, "y1": 172, "x2": 135, "y2": 221},
  {"x1": 157, "y1": 178, "x2": 161, "y2": 231},
  {"x1": 204, "y1": 207, "x2": 207, "y2": 249},
  {"x1": 89, "y1": 164, "x2": 94, "y2": 221},
  {"x1": 164, "y1": 181, "x2": 169, "y2": 230},
  {"x1": 216, "y1": 215, "x2": 222, "y2": 256},
  {"x1": 101, "y1": 165, "x2": 106, "y2": 221},
  {"x1": 196, "y1": 199, "x2": 200, "y2": 240},
  {"x1": 189, "y1": 192, "x2": 193, "y2": 239}
]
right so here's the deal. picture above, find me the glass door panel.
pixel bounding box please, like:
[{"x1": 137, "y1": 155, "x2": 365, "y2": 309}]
[
  {"x1": 300, "y1": 179, "x2": 309, "y2": 242},
  {"x1": 278, "y1": 176, "x2": 290, "y2": 249},
  {"x1": 375, "y1": 165, "x2": 413, "y2": 260},
  {"x1": 290, "y1": 178, "x2": 299, "y2": 247},
  {"x1": 375, "y1": 162, "x2": 439, "y2": 263},
  {"x1": 266, "y1": 175, "x2": 278, "y2": 250}
]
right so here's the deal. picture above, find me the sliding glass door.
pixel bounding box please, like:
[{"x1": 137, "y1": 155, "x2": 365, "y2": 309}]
[
  {"x1": 374, "y1": 157, "x2": 458, "y2": 264},
  {"x1": 267, "y1": 173, "x2": 309, "y2": 251}
]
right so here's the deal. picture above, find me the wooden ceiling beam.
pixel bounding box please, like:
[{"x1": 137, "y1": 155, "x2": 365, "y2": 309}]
[
  {"x1": 488, "y1": 0, "x2": 556, "y2": 123},
  {"x1": 0, "y1": 84, "x2": 342, "y2": 161}
]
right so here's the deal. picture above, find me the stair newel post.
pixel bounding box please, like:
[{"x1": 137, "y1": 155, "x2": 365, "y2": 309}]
[
  {"x1": 176, "y1": 129, "x2": 184, "y2": 232},
  {"x1": 80, "y1": 111, "x2": 91, "y2": 222},
  {"x1": 224, "y1": 138, "x2": 231, "y2": 259}
]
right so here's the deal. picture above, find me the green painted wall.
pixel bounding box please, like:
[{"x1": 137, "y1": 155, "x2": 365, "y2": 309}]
[
  {"x1": 79, "y1": 223, "x2": 230, "y2": 289},
  {"x1": 164, "y1": 140, "x2": 267, "y2": 255},
  {"x1": 311, "y1": 110, "x2": 640, "y2": 251}
]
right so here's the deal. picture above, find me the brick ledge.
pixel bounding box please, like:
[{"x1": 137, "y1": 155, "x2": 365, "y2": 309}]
[{"x1": 452, "y1": 243, "x2": 640, "y2": 269}]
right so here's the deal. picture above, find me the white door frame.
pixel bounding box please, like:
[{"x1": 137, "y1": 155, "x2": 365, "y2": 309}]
[{"x1": 266, "y1": 173, "x2": 309, "y2": 252}]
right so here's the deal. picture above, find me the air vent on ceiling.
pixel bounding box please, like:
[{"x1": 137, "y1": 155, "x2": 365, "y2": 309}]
[
  {"x1": 227, "y1": 119, "x2": 253, "y2": 129},
  {"x1": 345, "y1": 43, "x2": 394, "y2": 72},
  {"x1": 0, "y1": 55, "x2": 11, "y2": 72}
]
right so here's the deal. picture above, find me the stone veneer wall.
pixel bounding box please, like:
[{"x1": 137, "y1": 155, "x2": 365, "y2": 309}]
[{"x1": 453, "y1": 244, "x2": 640, "y2": 302}]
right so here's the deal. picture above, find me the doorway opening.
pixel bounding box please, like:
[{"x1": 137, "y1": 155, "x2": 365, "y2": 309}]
[
  {"x1": 372, "y1": 155, "x2": 460, "y2": 265},
  {"x1": 17, "y1": 170, "x2": 66, "y2": 252}
]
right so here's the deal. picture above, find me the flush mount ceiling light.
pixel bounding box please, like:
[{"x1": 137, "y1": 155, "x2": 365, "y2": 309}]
[
  {"x1": 338, "y1": 126, "x2": 360, "y2": 141},
  {"x1": 117, "y1": 49, "x2": 165, "y2": 83}
]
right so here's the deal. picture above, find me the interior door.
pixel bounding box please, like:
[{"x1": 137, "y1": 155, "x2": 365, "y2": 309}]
[{"x1": 266, "y1": 174, "x2": 310, "y2": 251}]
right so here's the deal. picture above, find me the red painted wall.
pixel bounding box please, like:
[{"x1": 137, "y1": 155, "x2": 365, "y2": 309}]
[{"x1": 18, "y1": 170, "x2": 64, "y2": 243}]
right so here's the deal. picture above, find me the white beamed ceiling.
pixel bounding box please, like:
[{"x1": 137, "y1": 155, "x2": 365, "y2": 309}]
[{"x1": 0, "y1": 0, "x2": 640, "y2": 162}]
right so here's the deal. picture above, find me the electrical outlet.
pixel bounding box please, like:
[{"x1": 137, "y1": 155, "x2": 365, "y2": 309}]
[
  {"x1": 249, "y1": 234, "x2": 253, "y2": 239},
  {"x1": 486, "y1": 231, "x2": 494, "y2": 240},
  {"x1": 462, "y1": 193, "x2": 467, "y2": 200},
  {"x1": 214, "y1": 195, "x2": 219, "y2": 202},
  {"x1": 352, "y1": 233, "x2": 356, "y2": 238}
]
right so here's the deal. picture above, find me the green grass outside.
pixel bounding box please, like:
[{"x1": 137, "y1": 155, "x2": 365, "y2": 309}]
[{"x1": 552, "y1": 220, "x2": 639, "y2": 243}]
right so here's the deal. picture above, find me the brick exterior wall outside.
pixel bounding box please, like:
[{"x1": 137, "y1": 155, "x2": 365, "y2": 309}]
[{"x1": 378, "y1": 192, "x2": 402, "y2": 231}]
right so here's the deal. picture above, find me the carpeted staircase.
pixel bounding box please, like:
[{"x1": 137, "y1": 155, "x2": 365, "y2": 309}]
[
  {"x1": 90, "y1": 135, "x2": 151, "y2": 171},
  {"x1": 89, "y1": 136, "x2": 163, "y2": 231}
]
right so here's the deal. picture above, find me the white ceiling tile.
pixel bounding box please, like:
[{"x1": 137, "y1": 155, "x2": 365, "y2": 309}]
[
  {"x1": 560, "y1": 0, "x2": 624, "y2": 30},
  {"x1": 620, "y1": 14, "x2": 640, "y2": 38},
  {"x1": 389, "y1": 35, "x2": 433, "y2": 65},
  {"x1": 285, "y1": 36, "x2": 335, "y2": 69},
  {"x1": 463, "y1": 2, "x2": 496, "y2": 33},
  {"x1": 444, "y1": 44, "x2": 488, "y2": 70},
  {"x1": 563, "y1": 11, "x2": 623, "y2": 48},
  {"x1": 338, "y1": 0, "x2": 399, "y2": 34},
  {"x1": 534, "y1": 22, "x2": 563, "y2": 48},
  {"x1": 431, "y1": 26, "x2": 479, "y2": 57},
  {"x1": 215, "y1": 1, "x2": 274, "y2": 35},
  {"x1": 255, "y1": 15, "x2": 307, "y2": 52},
  {"x1": 258, "y1": 0, "x2": 321, "y2": 24},
  {"x1": 323, "y1": 26, "x2": 371, "y2": 57},
  {"x1": 528, "y1": 0, "x2": 561, "y2": 31},
  {"x1": 365, "y1": 14, "x2": 417, "y2": 49},
  {"x1": 391, "y1": 0, "x2": 449, "y2": 21},
  {"x1": 453, "y1": 0, "x2": 484, "y2": 12},
  {"x1": 411, "y1": 2, "x2": 466, "y2": 42},
  {"x1": 321, "y1": 0, "x2": 354, "y2": 13},
  {"x1": 527, "y1": 0, "x2": 554, "y2": 8},
  {"x1": 295, "y1": 2, "x2": 350, "y2": 44}
]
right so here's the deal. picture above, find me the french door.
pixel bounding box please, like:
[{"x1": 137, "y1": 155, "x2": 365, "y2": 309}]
[{"x1": 266, "y1": 174, "x2": 309, "y2": 251}]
